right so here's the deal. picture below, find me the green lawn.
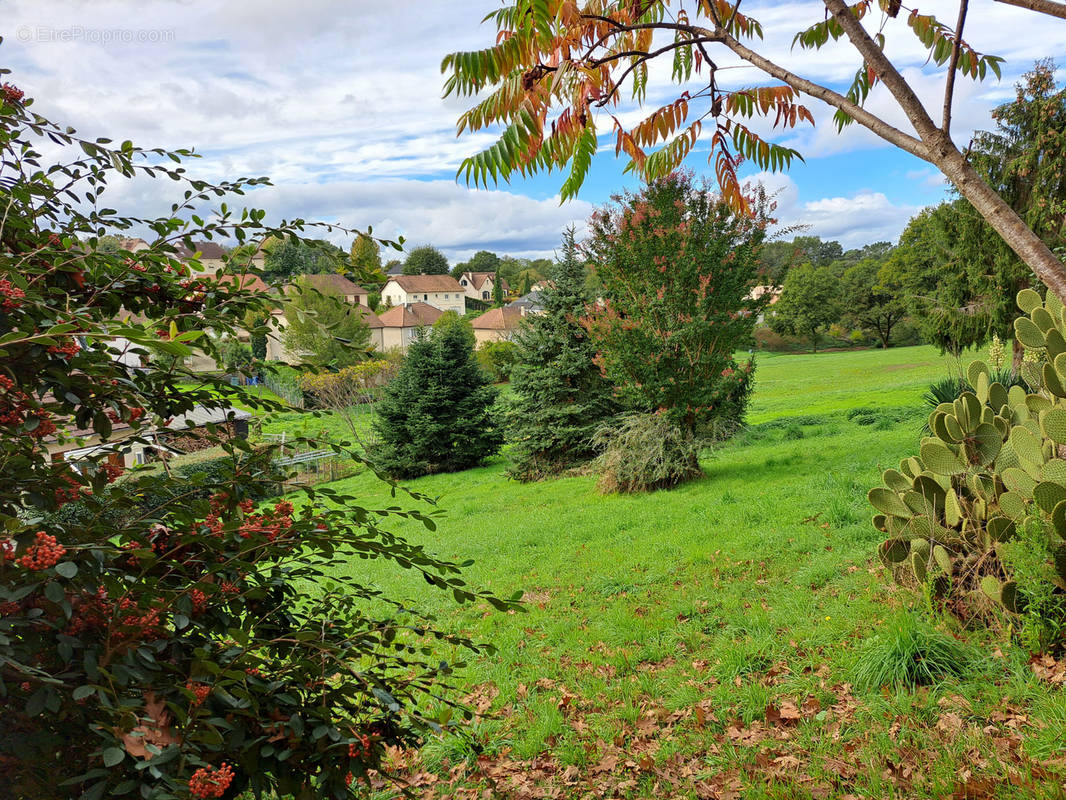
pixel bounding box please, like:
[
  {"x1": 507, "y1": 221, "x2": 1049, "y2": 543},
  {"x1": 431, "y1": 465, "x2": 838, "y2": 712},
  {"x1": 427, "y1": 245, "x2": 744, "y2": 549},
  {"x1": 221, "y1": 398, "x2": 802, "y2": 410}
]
[{"x1": 308, "y1": 345, "x2": 1064, "y2": 798}]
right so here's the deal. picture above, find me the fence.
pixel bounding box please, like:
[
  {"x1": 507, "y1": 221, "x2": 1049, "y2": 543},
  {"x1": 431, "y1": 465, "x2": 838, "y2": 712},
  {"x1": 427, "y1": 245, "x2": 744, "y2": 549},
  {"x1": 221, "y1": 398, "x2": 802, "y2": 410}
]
[
  {"x1": 262, "y1": 372, "x2": 304, "y2": 408},
  {"x1": 272, "y1": 445, "x2": 357, "y2": 487}
]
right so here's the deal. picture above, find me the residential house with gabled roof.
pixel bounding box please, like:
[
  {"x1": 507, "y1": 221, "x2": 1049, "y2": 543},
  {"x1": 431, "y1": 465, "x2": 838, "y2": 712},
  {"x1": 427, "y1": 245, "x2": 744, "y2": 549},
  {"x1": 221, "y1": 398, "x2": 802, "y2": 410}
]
[
  {"x1": 470, "y1": 305, "x2": 529, "y2": 345},
  {"x1": 458, "y1": 271, "x2": 509, "y2": 302},
  {"x1": 381, "y1": 274, "x2": 465, "y2": 314},
  {"x1": 293, "y1": 273, "x2": 370, "y2": 306},
  {"x1": 377, "y1": 301, "x2": 443, "y2": 352}
]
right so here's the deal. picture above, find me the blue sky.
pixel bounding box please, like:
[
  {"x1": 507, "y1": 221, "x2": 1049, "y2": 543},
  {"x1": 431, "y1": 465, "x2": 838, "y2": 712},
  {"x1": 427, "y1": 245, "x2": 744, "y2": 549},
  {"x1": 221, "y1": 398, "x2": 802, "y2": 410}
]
[{"x1": 5, "y1": 1, "x2": 1064, "y2": 260}]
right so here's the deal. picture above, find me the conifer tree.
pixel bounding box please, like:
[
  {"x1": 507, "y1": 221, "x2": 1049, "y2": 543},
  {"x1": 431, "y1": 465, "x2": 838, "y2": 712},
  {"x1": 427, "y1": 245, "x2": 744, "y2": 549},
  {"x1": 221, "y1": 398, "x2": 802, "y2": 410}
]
[
  {"x1": 374, "y1": 318, "x2": 501, "y2": 478},
  {"x1": 506, "y1": 229, "x2": 617, "y2": 481},
  {"x1": 492, "y1": 270, "x2": 505, "y2": 306}
]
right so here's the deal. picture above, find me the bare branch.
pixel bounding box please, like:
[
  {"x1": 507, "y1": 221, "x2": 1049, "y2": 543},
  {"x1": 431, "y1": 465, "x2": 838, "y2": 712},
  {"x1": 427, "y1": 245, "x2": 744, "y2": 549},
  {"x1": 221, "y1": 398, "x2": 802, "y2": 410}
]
[
  {"x1": 992, "y1": 0, "x2": 1066, "y2": 18},
  {"x1": 942, "y1": 0, "x2": 970, "y2": 135}
]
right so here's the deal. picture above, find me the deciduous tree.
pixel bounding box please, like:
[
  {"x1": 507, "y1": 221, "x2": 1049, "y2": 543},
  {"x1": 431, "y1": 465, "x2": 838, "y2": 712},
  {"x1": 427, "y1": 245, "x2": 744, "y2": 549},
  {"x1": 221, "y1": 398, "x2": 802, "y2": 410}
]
[
  {"x1": 445, "y1": 0, "x2": 1066, "y2": 300},
  {"x1": 282, "y1": 276, "x2": 372, "y2": 367},
  {"x1": 769, "y1": 263, "x2": 842, "y2": 351},
  {"x1": 582, "y1": 172, "x2": 764, "y2": 484},
  {"x1": 349, "y1": 232, "x2": 386, "y2": 284},
  {"x1": 403, "y1": 244, "x2": 450, "y2": 275}
]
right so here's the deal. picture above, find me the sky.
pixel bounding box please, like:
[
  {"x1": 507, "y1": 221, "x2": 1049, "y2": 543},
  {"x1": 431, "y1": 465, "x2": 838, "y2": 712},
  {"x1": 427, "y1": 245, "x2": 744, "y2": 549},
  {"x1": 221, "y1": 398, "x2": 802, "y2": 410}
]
[{"x1": 4, "y1": 1, "x2": 1065, "y2": 262}]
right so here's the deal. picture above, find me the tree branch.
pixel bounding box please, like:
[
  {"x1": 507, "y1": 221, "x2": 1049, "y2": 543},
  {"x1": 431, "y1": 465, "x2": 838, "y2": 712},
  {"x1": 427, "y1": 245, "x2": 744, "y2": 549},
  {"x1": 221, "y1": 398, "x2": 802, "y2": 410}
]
[
  {"x1": 822, "y1": 0, "x2": 940, "y2": 140},
  {"x1": 707, "y1": 26, "x2": 929, "y2": 159},
  {"x1": 992, "y1": 0, "x2": 1066, "y2": 18},
  {"x1": 942, "y1": 0, "x2": 969, "y2": 135}
]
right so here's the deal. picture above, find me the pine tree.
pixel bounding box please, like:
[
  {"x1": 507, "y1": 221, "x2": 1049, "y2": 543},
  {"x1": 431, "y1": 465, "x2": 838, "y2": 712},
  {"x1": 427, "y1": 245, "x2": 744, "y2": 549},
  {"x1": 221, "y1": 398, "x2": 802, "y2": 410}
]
[
  {"x1": 374, "y1": 318, "x2": 501, "y2": 478},
  {"x1": 506, "y1": 228, "x2": 617, "y2": 481}
]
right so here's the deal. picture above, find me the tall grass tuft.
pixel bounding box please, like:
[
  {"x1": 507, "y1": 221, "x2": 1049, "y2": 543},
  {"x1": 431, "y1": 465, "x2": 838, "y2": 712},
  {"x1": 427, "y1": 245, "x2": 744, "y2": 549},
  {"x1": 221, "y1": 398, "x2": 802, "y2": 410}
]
[{"x1": 853, "y1": 614, "x2": 978, "y2": 691}]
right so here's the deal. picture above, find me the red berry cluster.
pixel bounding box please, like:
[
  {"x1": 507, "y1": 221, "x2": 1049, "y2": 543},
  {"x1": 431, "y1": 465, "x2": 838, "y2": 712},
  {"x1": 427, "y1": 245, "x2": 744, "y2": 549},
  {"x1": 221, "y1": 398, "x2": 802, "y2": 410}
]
[
  {"x1": 16, "y1": 532, "x2": 66, "y2": 570},
  {"x1": 0, "y1": 601, "x2": 21, "y2": 616},
  {"x1": 66, "y1": 588, "x2": 110, "y2": 635},
  {"x1": 1, "y1": 537, "x2": 16, "y2": 561},
  {"x1": 0, "y1": 375, "x2": 12, "y2": 393},
  {"x1": 186, "y1": 681, "x2": 211, "y2": 705},
  {"x1": 188, "y1": 763, "x2": 235, "y2": 799},
  {"x1": 189, "y1": 589, "x2": 208, "y2": 614},
  {"x1": 244, "y1": 667, "x2": 262, "y2": 677},
  {"x1": 1, "y1": 83, "x2": 24, "y2": 106},
  {"x1": 0, "y1": 277, "x2": 25, "y2": 310},
  {"x1": 47, "y1": 339, "x2": 81, "y2": 360},
  {"x1": 0, "y1": 386, "x2": 56, "y2": 439},
  {"x1": 348, "y1": 733, "x2": 372, "y2": 759},
  {"x1": 54, "y1": 474, "x2": 85, "y2": 507},
  {"x1": 113, "y1": 598, "x2": 164, "y2": 642}
]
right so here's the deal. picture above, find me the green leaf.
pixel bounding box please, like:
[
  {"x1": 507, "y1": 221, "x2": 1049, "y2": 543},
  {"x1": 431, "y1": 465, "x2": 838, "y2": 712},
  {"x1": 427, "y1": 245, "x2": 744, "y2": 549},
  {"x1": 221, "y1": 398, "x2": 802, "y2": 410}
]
[
  {"x1": 54, "y1": 561, "x2": 78, "y2": 579},
  {"x1": 103, "y1": 747, "x2": 125, "y2": 767}
]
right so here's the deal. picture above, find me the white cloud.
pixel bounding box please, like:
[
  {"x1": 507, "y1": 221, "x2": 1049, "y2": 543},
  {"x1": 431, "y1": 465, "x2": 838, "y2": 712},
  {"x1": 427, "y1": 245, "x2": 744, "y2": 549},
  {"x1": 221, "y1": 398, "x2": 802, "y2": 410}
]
[
  {"x1": 747, "y1": 172, "x2": 922, "y2": 248},
  {"x1": 4, "y1": 0, "x2": 1059, "y2": 260}
]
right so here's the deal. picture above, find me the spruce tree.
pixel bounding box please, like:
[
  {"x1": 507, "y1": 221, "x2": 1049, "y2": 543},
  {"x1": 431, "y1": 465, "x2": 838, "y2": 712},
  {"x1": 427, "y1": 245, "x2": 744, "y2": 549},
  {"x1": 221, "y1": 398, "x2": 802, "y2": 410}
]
[
  {"x1": 506, "y1": 228, "x2": 617, "y2": 481},
  {"x1": 374, "y1": 318, "x2": 501, "y2": 478}
]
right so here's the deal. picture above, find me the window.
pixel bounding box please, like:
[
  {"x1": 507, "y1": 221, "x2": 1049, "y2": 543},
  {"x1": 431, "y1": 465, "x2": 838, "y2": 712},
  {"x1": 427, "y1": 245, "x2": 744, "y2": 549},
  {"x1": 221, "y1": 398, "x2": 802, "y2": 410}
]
[
  {"x1": 423, "y1": 294, "x2": 428, "y2": 300},
  {"x1": 482, "y1": 291, "x2": 490, "y2": 300},
  {"x1": 444, "y1": 294, "x2": 449, "y2": 299}
]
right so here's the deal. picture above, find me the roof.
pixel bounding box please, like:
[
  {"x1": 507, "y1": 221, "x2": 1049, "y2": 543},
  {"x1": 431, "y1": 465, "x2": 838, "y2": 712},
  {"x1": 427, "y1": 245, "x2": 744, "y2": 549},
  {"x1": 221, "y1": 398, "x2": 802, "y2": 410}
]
[
  {"x1": 166, "y1": 406, "x2": 252, "y2": 430},
  {"x1": 218, "y1": 273, "x2": 270, "y2": 293},
  {"x1": 377, "y1": 302, "x2": 443, "y2": 328},
  {"x1": 351, "y1": 304, "x2": 383, "y2": 329},
  {"x1": 117, "y1": 237, "x2": 151, "y2": 252},
  {"x1": 508, "y1": 289, "x2": 546, "y2": 312},
  {"x1": 384, "y1": 274, "x2": 463, "y2": 293},
  {"x1": 461, "y1": 271, "x2": 510, "y2": 291},
  {"x1": 385, "y1": 262, "x2": 403, "y2": 276},
  {"x1": 173, "y1": 240, "x2": 228, "y2": 260},
  {"x1": 295, "y1": 273, "x2": 368, "y2": 296},
  {"x1": 471, "y1": 305, "x2": 527, "y2": 330}
]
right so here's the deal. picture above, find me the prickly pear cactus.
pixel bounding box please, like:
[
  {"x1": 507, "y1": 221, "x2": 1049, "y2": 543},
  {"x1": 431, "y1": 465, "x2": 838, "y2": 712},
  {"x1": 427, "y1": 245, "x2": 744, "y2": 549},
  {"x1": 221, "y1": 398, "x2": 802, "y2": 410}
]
[{"x1": 871, "y1": 289, "x2": 1066, "y2": 617}]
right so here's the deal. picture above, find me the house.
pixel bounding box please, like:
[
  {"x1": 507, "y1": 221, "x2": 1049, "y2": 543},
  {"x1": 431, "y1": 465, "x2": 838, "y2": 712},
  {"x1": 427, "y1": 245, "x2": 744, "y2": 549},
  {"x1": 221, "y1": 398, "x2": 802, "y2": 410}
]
[
  {"x1": 458, "y1": 271, "x2": 509, "y2": 302},
  {"x1": 470, "y1": 305, "x2": 529, "y2": 345},
  {"x1": 507, "y1": 289, "x2": 547, "y2": 315},
  {"x1": 747, "y1": 285, "x2": 783, "y2": 324},
  {"x1": 377, "y1": 302, "x2": 443, "y2": 352},
  {"x1": 380, "y1": 274, "x2": 465, "y2": 314},
  {"x1": 47, "y1": 405, "x2": 251, "y2": 469},
  {"x1": 291, "y1": 273, "x2": 370, "y2": 307},
  {"x1": 266, "y1": 282, "x2": 383, "y2": 363},
  {"x1": 174, "y1": 240, "x2": 230, "y2": 275}
]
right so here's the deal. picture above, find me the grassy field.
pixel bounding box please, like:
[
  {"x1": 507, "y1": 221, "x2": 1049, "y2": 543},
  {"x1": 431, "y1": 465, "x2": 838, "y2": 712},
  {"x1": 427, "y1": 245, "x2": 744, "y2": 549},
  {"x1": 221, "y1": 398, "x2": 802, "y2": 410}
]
[{"x1": 307, "y1": 345, "x2": 1064, "y2": 798}]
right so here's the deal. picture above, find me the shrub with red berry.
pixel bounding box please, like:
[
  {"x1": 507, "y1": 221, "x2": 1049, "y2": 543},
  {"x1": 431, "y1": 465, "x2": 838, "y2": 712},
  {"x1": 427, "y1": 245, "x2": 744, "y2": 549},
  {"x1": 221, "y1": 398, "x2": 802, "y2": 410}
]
[{"x1": 0, "y1": 73, "x2": 517, "y2": 800}]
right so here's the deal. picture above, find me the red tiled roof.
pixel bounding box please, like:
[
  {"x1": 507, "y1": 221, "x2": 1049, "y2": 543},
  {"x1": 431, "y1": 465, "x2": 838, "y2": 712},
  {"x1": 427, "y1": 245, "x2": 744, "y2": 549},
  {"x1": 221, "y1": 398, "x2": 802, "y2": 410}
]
[
  {"x1": 461, "y1": 271, "x2": 510, "y2": 292},
  {"x1": 377, "y1": 302, "x2": 443, "y2": 328},
  {"x1": 351, "y1": 304, "x2": 383, "y2": 329},
  {"x1": 471, "y1": 305, "x2": 526, "y2": 330},
  {"x1": 385, "y1": 274, "x2": 463, "y2": 293}
]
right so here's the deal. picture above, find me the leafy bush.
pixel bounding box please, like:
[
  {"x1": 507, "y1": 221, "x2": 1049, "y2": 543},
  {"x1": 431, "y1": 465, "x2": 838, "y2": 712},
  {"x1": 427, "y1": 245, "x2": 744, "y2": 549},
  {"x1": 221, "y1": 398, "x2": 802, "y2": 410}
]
[
  {"x1": 0, "y1": 80, "x2": 514, "y2": 800},
  {"x1": 853, "y1": 614, "x2": 978, "y2": 691},
  {"x1": 476, "y1": 340, "x2": 518, "y2": 383},
  {"x1": 591, "y1": 412, "x2": 704, "y2": 494},
  {"x1": 870, "y1": 289, "x2": 1066, "y2": 645}
]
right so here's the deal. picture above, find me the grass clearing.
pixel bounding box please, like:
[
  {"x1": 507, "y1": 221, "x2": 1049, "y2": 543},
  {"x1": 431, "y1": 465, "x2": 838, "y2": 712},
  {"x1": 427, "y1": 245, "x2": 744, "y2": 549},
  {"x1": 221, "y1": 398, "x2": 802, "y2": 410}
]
[{"x1": 288, "y1": 345, "x2": 1064, "y2": 798}]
